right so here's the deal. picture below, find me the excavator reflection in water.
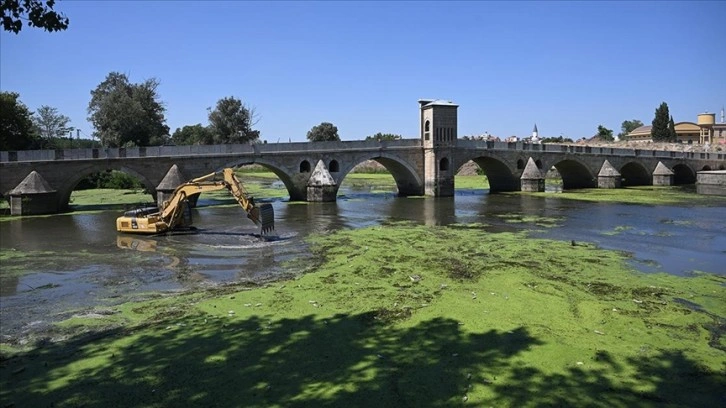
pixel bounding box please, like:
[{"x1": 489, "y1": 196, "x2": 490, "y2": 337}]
[{"x1": 116, "y1": 168, "x2": 274, "y2": 236}]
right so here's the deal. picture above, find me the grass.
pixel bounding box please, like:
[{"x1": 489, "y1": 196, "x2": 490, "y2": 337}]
[
  {"x1": 70, "y1": 188, "x2": 155, "y2": 207},
  {"x1": 1, "y1": 222, "x2": 723, "y2": 407},
  {"x1": 0, "y1": 172, "x2": 491, "y2": 213}
]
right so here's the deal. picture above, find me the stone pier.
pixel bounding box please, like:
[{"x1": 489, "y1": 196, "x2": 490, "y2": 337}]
[
  {"x1": 597, "y1": 160, "x2": 621, "y2": 189},
  {"x1": 520, "y1": 157, "x2": 544, "y2": 192},
  {"x1": 307, "y1": 160, "x2": 337, "y2": 201}
]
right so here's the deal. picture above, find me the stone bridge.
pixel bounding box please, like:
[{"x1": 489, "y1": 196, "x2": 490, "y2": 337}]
[
  {"x1": 2, "y1": 139, "x2": 723, "y2": 215},
  {"x1": 2, "y1": 99, "x2": 724, "y2": 214}
]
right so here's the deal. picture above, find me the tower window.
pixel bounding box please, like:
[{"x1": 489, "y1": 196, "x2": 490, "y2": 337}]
[
  {"x1": 439, "y1": 157, "x2": 449, "y2": 171},
  {"x1": 300, "y1": 160, "x2": 311, "y2": 173},
  {"x1": 329, "y1": 160, "x2": 339, "y2": 172}
]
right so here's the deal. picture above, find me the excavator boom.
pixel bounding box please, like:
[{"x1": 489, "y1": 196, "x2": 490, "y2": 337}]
[{"x1": 116, "y1": 168, "x2": 275, "y2": 236}]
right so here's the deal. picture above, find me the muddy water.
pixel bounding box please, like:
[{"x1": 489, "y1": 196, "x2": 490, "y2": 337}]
[{"x1": 1, "y1": 187, "x2": 725, "y2": 341}]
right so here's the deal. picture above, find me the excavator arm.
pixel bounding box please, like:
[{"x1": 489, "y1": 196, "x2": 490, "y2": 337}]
[{"x1": 116, "y1": 168, "x2": 275, "y2": 235}]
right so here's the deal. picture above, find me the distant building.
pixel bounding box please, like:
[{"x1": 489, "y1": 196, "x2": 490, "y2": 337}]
[{"x1": 625, "y1": 109, "x2": 726, "y2": 145}]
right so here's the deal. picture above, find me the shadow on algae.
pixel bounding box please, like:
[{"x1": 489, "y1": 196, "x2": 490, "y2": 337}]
[{"x1": 2, "y1": 312, "x2": 722, "y2": 408}]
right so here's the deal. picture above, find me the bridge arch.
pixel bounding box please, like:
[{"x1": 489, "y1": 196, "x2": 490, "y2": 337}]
[
  {"x1": 57, "y1": 164, "x2": 156, "y2": 211},
  {"x1": 620, "y1": 161, "x2": 651, "y2": 186},
  {"x1": 336, "y1": 153, "x2": 423, "y2": 197},
  {"x1": 458, "y1": 155, "x2": 520, "y2": 192},
  {"x1": 551, "y1": 159, "x2": 596, "y2": 189},
  {"x1": 220, "y1": 158, "x2": 305, "y2": 200},
  {"x1": 672, "y1": 163, "x2": 696, "y2": 184}
]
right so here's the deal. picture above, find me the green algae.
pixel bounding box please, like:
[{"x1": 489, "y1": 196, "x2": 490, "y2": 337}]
[
  {"x1": 1, "y1": 223, "x2": 724, "y2": 407},
  {"x1": 494, "y1": 214, "x2": 563, "y2": 228},
  {"x1": 0, "y1": 248, "x2": 100, "y2": 278},
  {"x1": 525, "y1": 186, "x2": 726, "y2": 206}
]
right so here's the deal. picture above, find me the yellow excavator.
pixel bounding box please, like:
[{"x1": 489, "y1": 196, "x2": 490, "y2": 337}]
[{"x1": 116, "y1": 168, "x2": 274, "y2": 236}]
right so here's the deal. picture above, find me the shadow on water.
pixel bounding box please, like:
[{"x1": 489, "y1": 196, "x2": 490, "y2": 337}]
[{"x1": 2, "y1": 312, "x2": 722, "y2": 407}]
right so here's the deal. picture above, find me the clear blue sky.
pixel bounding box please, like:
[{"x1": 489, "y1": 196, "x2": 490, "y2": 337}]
[{"x1": 1, "y1": 1, "x2": 724, "y2": 142}]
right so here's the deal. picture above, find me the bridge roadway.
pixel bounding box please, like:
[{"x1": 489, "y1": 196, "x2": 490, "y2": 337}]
[{"x1": 1, "y1": 139, "x2": 724, "y2": 213}]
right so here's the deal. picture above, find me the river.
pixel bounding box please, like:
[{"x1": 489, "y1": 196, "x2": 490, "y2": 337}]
[{"x1": 1, "y1": 185, "x2": 725, "y2": 342}]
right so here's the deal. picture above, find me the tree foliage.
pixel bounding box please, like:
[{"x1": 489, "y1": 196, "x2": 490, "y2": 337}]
[
  {"x1": 651, "y1": 102, "x2": 673, "y2": 142},
  {"x1": 1, "y1": 0, "x2": 69, "y2": 33},
  {"x1": 540, "y1": 136, "x2": 574, "y2": 143},
  {"x1": 668, "y1": 116, "x2": 677, "y2": 142},
  {"x1": 32, "y1": 105, "x2": 72, "y2": 147},
  {"x1": 618, "y1": 119, "x2": 643, "y2": 139},
  {"x1": 87, "y1": 72, "x2": 169, "y2": 147},
  {"x1": 76, "y1": 170, "x2": 143, "y2": 191},
  {"x1": 171, "y1": 124, "x2": 214, "y2": 145},
  {"x1": 307, "y1": 122, "x2": 340, "y2": 142},
  {"x1": 365, "y1": 132, "x2": 402, "y2": 141},
  {"x1": 0, "y1": 91, "x2": 38, "y2": 150},
  {"x1": 207, "y1": 96, "x2": 260, "y2": 144},
  {"x1": 596, "y1": 125, "x2": 614, "y2": 141}
]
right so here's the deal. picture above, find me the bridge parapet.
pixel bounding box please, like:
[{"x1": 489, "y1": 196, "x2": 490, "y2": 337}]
[{"x1": 0, "y1": 139, "x2": 423, "y2": 163}]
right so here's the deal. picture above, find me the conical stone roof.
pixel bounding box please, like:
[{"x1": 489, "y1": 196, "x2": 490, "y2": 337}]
[
  {"x1": 157, "y1": 164, "x2": 187, "y2": 190},
  {"x1": 307, "y1": 160, "x2": 336, "y2": 187},
  {"x1": 598, "y1": 160, "x2": 621, "y2": 177},
  {"x1": 653, "y1": 161, "x2": 674, "y2": 176},
  {"x1": 521, "y1": 157, "x2": 543, "y2": 179},
  {"x1": 9, "y1": 171, "x2": 56, "y2": 194}
]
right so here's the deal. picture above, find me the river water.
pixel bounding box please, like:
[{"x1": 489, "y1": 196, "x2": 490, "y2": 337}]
[{"x1": 1, "y1": 185, "x2": 725, "y2": 342}]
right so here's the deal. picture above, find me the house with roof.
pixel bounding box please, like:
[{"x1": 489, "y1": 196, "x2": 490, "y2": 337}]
[{"x1": 625, "y1": 109, "x2": 726, "y2": 145}]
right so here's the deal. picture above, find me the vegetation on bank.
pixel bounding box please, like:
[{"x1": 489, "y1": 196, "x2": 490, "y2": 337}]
[
  {"x1": 1, "y1": 222, "x2": 723, "y2": 407},
  {"x1": 525, "y1": 186, "x2": 726, "y2": 206}
]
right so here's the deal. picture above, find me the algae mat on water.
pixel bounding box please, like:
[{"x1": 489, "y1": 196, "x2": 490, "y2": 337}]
[{"x1": 1, "y1": 223, "x2": 724, "y2": 407}]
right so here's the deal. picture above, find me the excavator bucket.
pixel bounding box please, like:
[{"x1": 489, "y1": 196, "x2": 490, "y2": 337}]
[{"x1": 248, "y1": 203, "x2": 275, "y2": 236}]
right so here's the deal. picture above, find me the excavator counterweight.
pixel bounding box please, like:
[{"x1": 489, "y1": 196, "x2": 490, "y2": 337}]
[{"x1": 116, "y1": 168, "x2": 275, "y2": 236}]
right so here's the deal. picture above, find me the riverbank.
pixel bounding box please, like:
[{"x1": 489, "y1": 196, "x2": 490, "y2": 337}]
[{"x1": 1, "y1": 222, "x2": 723, "y2": 407}]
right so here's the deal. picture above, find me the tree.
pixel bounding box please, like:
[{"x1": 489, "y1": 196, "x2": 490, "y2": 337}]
[
  {"x1": 618, "y1": 119, "x2": 643, "y2": 139},
  {"x1": 87, "y1": 72, "x2": 169, "y2": 147},
  {"x1": 32, "y1": 105, "x2": 72, "y2": 147},
  {"x1": 366, "y1": 132, "x2": 402, "y2": 141},
  {"x1": 0, "y1": 91, "x2": 38, "y2": 150},
  {"x1": 171, "y1": 124, "x2": 214, "y2": 145},
  {"x1": 307, "y1": 122, "x2": 340, "y2": 142},
  {"x1": 541, "y1": 136, "x2": 573, "y2": 143},
  {"x1": 668, "y1": 116, "x2": 677, "y2": 142},
  {"x1": 1, "y1": 0, "x2": 69, "y2": 34},
  {"x1": 651, "y1": 102, "x2": 672, "y2": 142},
  {"x1": 596, "y1": 125, "x2": 614, "y2": 141},
  {"x1": 207, "y1": 96, "x2": 260, "y2": 144}
]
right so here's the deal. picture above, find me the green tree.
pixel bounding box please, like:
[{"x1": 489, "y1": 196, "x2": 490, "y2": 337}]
[
  {"x1": 171, "y1": 124, "x2": 214, "y2": 145},
  {"x1": 617, "y1": 119, "x2": 644, "y2": 139},
  {"x1": 207, "y1": 96, "x2": 260, "y2": 144},
  {"x1": 1, "y1": 0, "x2": 69, "y2": 33},
  {"x1": 0, "y1": 91, "x2": 38, "y2": 150},
  {"x1": 365, "y1": 132, "x2": 402, "y2": 141},
  {"x1": 668, "y1": 116, "x2": 677, "y2": 142},
  {"x1": 87, "y1": 72, "x2": 169, "y2": 147},
  {"x1": 307, "y1": 122, "x2": 340, "y2": 142},
  {"x1": 541, "y1": 136, "x2": 573, "y2": 143},
  {"x1": 651, "y1": 102, "x2": 671, "y2": 142},
  {"x1": 32, "y1": 105, "x2": 72, "y2": 148},
  {"x1": 596, "y1": 125, "x2": 614, "y2": 141}
]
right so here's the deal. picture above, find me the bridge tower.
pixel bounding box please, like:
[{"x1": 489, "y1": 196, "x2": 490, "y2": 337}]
[{"x1": 419, "y1": 99, "x2": 458, "y2": 196}]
